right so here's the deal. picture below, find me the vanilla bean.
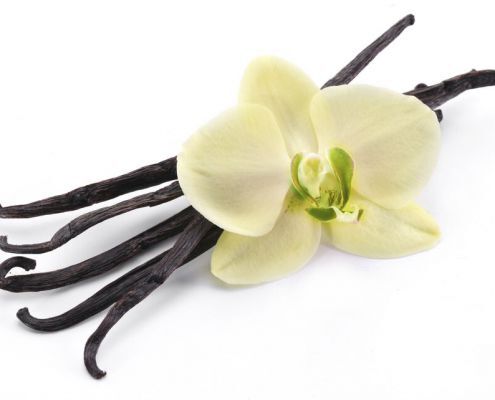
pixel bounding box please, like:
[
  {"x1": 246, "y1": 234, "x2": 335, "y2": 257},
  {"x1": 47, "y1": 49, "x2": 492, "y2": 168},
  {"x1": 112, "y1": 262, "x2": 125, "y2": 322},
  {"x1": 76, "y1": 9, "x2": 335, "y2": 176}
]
[
  {"x1": 0, "y1": 207, "x2": 195, "y2": 292},
  {"x1": 17, "y1": 226, "x2": 222, "y2": 332},
  {"x1": 84, "y1": 212, "x2": 212, "y2": 379},
  {"x1": 0, "y1": 182, "x2": 183, "y2": 254},
  {"x1": 406, "y1": 69, "x2": 495, "y2": 108},
  {"x1": 0, "y1": 257, "x2": 36, "y2": 279},
  {"x1": 322, "y1": 14, "x2": 415, "y2": 88},
  {"x1": 0, "y1": 157, "x2": 177, "y2": 219}
]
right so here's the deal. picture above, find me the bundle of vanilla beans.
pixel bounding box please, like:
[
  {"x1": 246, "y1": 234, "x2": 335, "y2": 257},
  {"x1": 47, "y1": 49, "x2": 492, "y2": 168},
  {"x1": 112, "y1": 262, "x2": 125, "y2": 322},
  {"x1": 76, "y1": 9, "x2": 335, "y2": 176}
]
[{"x1": 1, "y1": 14, "x2": 494, "y2": 379}]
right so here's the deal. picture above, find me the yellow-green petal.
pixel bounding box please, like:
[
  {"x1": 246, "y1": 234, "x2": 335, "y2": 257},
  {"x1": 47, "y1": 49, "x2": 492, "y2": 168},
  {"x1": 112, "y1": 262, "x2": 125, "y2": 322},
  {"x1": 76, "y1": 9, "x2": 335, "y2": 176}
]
[
  {"x1": 177, "y1": 104, "x2": 290, "y2": 236},
  {"x1": 212, "y1": 197, "x2": 321, "y2": 285},
  {"x1": 311, "y1": 84, "x2": 441, "y2": 209},
  {"x1": 322, "y1": 192, "x2": 441, "y2": 258},
  {"x1": 239, "y1": 56, "x2": 319, "y2": 157}
]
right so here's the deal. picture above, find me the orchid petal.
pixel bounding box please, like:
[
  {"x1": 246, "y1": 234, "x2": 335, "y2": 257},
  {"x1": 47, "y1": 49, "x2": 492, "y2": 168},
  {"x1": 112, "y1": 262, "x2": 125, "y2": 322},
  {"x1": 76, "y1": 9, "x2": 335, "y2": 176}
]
[
  {"x1": 322, "y1": 192, "x2": 441, "y2": 258},
  {"x1": 177, "y1": 104, "x2": 290, "y2": 236},
  {"x1": 212, "y1": 194, "x2": 321, "y2": 284},
  {"x1": 311, "y1": 84, "x2": 441, "y2": 208},
  {"x1": 239, "y1": 56, "x2": 319, "y2": 156}
]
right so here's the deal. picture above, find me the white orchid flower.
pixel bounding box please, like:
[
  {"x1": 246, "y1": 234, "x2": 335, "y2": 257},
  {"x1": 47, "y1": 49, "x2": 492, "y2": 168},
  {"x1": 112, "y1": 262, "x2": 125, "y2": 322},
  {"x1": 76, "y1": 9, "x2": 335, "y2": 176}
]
[{"x1": 177, "y1": 56, "x2": 441, "y2": 285}]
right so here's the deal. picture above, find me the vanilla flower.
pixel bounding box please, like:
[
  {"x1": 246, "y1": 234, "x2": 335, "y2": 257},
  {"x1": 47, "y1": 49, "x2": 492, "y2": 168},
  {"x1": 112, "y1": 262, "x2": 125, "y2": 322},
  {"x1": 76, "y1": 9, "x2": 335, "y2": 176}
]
[{"x1": 177, "y1": 57, "x2": 441, "y2": 284}]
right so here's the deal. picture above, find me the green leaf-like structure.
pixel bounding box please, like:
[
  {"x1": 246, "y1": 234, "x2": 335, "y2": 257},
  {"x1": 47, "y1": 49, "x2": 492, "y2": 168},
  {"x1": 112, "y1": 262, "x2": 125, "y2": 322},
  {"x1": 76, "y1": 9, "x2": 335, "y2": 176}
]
[
  {"x1": 328, "y1": 147, "x2": 354, "y2": 208},
  {"x1": 306, "y1": 207, "x2": 337, "y2": 222}
]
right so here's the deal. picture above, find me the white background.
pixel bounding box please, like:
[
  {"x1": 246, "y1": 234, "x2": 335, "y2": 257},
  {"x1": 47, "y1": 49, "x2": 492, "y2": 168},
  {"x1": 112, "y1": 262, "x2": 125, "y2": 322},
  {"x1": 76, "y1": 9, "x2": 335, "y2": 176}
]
[{"x1": 1, "y1": 1, "x2": 494, "y2": 399}]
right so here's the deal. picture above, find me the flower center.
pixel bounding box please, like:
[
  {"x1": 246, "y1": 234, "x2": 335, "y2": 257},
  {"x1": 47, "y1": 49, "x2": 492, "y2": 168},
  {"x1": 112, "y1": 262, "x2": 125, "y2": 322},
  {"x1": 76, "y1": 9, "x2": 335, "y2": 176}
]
[{"x1": 290, "y1": 148, "x2": 363, "y2": 223}]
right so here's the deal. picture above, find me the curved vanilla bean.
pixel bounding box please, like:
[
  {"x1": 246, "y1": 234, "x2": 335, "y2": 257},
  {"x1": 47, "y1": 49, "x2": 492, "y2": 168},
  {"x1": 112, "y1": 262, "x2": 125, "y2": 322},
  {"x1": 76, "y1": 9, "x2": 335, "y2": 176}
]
[
  {"x1": 17, "y1": 226, "x2": 222, "y2": 332},
  {"x1": 84, "y1": 212, "x2": 212, "y2": 379},
  {"x1": 0, "y1": 157, "x2": 177, "y2": 219},
  {"x1": 406, "y1": 70, "x2": 495, "y2": 108},
  {"x1": 0, "y1": 257, "x2": 36, "y2": 279},
  {"x1": 0, "y1": 182, "x2": 183, "y2": 254},
  {"x1": 322, "y1": 14, "x2": 415, "y2": 88},
  {"x1": 0, "y1": 207, "x2": 195, "y2": 292}
]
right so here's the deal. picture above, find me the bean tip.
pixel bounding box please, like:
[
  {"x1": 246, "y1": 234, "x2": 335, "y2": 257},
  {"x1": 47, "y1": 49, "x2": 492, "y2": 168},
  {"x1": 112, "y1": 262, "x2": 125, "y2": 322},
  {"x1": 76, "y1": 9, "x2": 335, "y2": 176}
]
[
  {"x1": 406, "y1": 14, "x2": 415, "y2": 25},
  {"x1": 84, "y1": 339, "x2": 107, "y2": 379}
]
